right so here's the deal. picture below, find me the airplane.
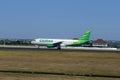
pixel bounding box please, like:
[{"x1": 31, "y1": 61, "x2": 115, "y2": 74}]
[{"x1": 31, "y1": 30, "x2": 91, "y2": 49}]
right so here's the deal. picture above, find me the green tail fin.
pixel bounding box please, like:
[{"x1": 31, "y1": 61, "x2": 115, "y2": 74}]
[
  {"x1": 79, "y1": 30, "x2": 91, "y2": 41},
  {"x1": 68, "y1": 30, "x2": 91, "y2": 46}
]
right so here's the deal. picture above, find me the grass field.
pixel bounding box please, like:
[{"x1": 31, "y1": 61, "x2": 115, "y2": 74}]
[{"x1": 0, "y1": 50, "x2": 119, "y2": 80}]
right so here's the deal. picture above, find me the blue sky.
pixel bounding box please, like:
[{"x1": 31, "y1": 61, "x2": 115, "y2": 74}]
[{"x1": 0, "y1": 0, "x2": 120, "y2": 40}]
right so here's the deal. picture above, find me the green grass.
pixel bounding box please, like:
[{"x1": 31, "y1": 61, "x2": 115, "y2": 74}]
[{"x1": 0, "y1": 50, "x2": 119, "y2": 77}]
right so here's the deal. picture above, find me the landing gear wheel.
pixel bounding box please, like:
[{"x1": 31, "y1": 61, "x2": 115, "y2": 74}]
[{"x1": 57, "y1": 46, "x2": 61, "y2": 50}]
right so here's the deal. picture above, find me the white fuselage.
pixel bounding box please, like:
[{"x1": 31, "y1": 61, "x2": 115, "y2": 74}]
[{"x1": 31, "y1": 38, "x2": 77, "y2": 47}]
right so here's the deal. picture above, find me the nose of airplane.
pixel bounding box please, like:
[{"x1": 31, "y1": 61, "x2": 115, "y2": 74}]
[{"x1": 31, "y1": 40, "x2": 35, "y2": 44}]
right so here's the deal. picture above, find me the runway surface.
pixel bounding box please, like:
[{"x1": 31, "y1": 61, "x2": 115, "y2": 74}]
[{"x1": 0, "y1": 45, "x2": 119, "y2": 53}]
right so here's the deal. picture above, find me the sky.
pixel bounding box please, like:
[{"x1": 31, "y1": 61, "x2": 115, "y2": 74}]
[{"x1": 0, "y1": 0, "x2": 120, "y2": 40}]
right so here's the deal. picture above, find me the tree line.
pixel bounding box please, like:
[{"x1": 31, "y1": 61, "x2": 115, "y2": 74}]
[{"x1": 0, "y1": 39, "x2": 31, "y2": 45}]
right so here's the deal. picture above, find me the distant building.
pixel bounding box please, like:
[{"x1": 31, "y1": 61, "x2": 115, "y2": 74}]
[{"x1": 92, "y1": 39, "x2": 108, "y2": 47}]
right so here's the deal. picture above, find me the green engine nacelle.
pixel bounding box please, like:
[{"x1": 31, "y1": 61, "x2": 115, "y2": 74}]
[{"x1": 47, "y1": 44, "x2": 55, "y2": 48}]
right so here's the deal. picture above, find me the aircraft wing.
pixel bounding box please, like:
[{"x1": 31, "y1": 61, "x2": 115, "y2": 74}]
[
  {"x1": 47, "y1": 42, "x2": 63, "y2": 48},
  {"x1": 53, "y1": 42, "x2": 62, "y2": 46}
]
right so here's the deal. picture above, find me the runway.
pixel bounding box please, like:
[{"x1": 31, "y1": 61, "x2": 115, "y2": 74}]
[{"x1": 0, "y1": 45, "x2": 119, "y2": 53}]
